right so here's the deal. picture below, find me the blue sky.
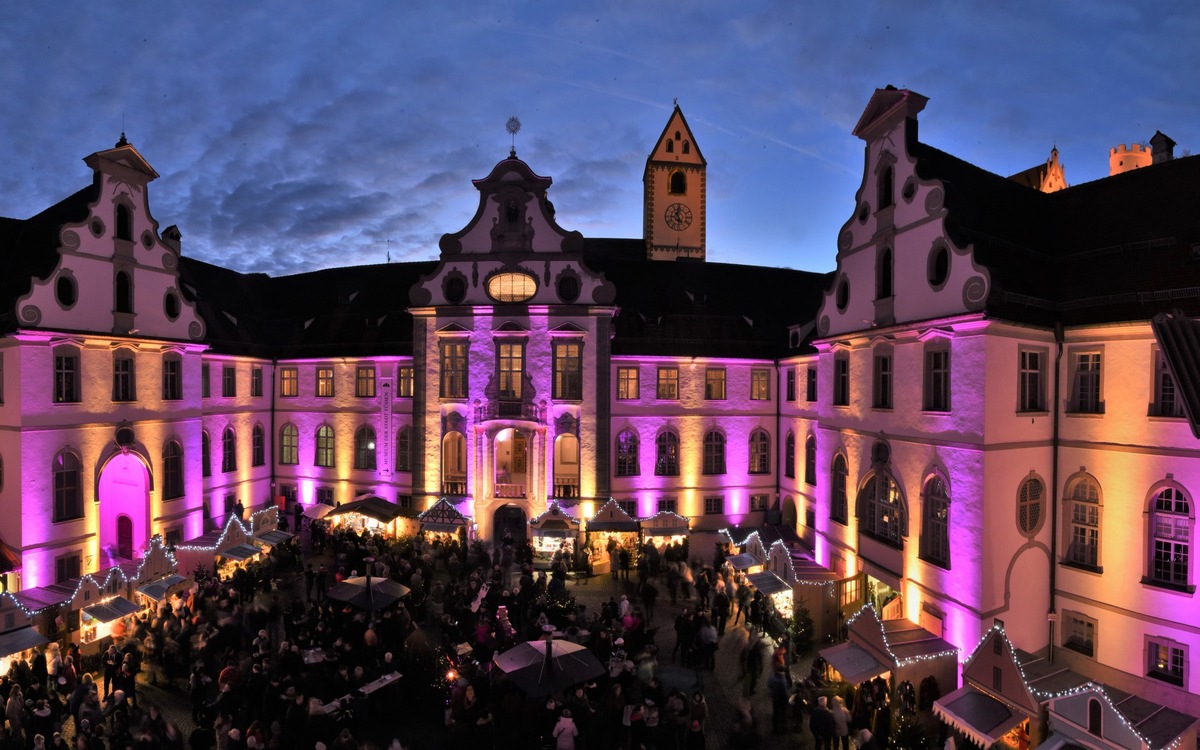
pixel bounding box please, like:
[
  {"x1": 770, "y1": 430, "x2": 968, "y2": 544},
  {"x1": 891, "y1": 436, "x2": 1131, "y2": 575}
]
[{"x1": 2, "y1": 2, "x2": 1198, "y2": 277}]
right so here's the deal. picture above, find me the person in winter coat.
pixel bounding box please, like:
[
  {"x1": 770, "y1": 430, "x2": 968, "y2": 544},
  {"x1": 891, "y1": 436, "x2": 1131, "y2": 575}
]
[
  {"x1": 809, "y1": 695, "x2": 834, "y2": 750},
  {"x1": 831, "y1": 695, "x2": 852, "y2": 750},
  {"x1": 552, "y1": 708, "x2": 579, "y2": 750}
]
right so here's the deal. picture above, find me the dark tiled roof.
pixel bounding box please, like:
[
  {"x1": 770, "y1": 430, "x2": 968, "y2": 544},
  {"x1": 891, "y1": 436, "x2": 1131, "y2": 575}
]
[{"x1": 1152, "y1": 311, "x2": 1200, "y2": 438}]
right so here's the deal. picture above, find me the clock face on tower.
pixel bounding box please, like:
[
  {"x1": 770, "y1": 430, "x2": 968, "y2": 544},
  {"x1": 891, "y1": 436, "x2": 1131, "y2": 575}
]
[{"x1": 664, "y1": 203, "x2": 692, "y2": 231}]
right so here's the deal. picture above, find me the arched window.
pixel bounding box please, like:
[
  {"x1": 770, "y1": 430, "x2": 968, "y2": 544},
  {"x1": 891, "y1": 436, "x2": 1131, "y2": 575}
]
[
  {"x1": 279, "y1": 424, "x2": 298, "y2": 465},
  {"x1": 615, "y1": 431, "x2": 640, "y2": 477},
  {"x1": 1088, "y1": 699, "x2": 1102, "y2": 736},
  {"x1": 858, "y1": 471, "x2": 906, "y2": 547},
  {"x1": 878, "y1": 164, "x2": 894, "y2": 209},
  {"x1": 805, "y1": 435, "x2": 817, "y2": 486},
  {"x1": 442, "y1": 431, "x2": 466, "y2": 494},
  {"x1": 354, "y1": 426, "x2": 377, "y2": 470},
  {"x1": 748, "y1": 430, "x2": 770, "y2": 474},
  {"x1": 921, "y1": 476, "x2": 951, "y2": 567},
  {"x1": 702, "y1": 431, "x2": 725, "y2": 475},
  {"x1": 1017, "y1": 475, "x2": 1045, "y2": 536},
  {"x1": 53, "y1": 451, "x2": 83, "y2": 522},
  {"x1": 682, "y1": 140, "x2": 690, "y2": 155},
  {"x1": 115, "y1": 271, "x2": 133, "y2": 314},
  {"x1": 396, "y1": 426, "x2": 412, "y2": 472},
  {"x1": 666, "y1": 140, "x2": 673, "y2": 154},
  {"x1": 222, "y1": 427, "x2": 236, "y2": 473},
  {"x1": 201, "y1": 431, "x2": 211, "y2": 477},
  {"x1": 655, "y1": 431, "x2": 679, "y2": 476},
  {"x1": 1065, "y1": 475, "x2": 1101, "y2": 569},
  {"x1": 831, "y1": 454, "x2": 848, "y2": 524},
  {"x1": 876, "y1": 247, "x2": 893, "y2": 300},
  {"x1": 315, "y1": 425, "x2": 335, "y2": 468},
  {"x1": 669, "y1": 171, "x2": 686, "y2": 195},
  {"x1": 784, "y1": 433, "x2": 795, "y2": 479},
  {"x1": 163, "y1": 441, "x2": 184, "y2": 500},
  {"x1": 115, "y1": 204, "x2": 132, "y2": 241},
  {"x1": 1149, "y1": 485, "x2": 1192, "y2": 588},
  {"x1": 251, "y1": 424, "x2": 265, "y2": 467}
]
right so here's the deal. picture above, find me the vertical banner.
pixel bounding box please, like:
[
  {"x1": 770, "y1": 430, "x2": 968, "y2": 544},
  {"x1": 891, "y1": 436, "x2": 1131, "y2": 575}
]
[{"x1": 379, "y1": 377, "x2": 394, "y2": 481}]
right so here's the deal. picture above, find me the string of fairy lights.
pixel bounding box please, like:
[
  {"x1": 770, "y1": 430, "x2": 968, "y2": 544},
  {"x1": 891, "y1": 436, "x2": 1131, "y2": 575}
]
[{"x1": 844, "y1": 603, "x2": 961, "y2": 667}]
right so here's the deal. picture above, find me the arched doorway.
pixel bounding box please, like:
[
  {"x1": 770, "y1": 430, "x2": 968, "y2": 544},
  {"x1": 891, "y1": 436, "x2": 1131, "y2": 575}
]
[
  {"x1": 493, "y1": 504, "x2": 527, "y2": 542},
  {"x1": 97, "y1": 452, "x2": 152, "y2": 564},
  {"x1": 782, "y1": 495, "x2": 797, "y2": 528}
]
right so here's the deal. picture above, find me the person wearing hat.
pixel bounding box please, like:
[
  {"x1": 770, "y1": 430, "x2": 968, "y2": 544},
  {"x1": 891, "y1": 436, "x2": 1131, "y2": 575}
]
[
  {"x1": 552, "y1": 707, "x2": 578, "y2": 750},
  {"x1": 810, "y1": 695, "x2": 834, "y2": 750}
]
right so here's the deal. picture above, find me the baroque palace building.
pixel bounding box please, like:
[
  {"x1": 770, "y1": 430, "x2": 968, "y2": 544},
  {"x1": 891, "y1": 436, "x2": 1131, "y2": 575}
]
[{"x1": 2, "y1": 90, "x2": 1200, "y2": 722}]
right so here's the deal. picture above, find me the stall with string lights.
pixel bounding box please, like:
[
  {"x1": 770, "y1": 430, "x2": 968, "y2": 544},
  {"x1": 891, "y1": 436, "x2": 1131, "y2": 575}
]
[
  {"x1": 175, "y1": 514, "x2": 260, "y2": 580},
  {"x1": 585, "y1": 499, "x2": 639, "y2": 575},
  {"x1": 820, "y1": 604, "x2": 958, "y2": 716},
  {"x1": 638, "y1": 510, "x2": 689, "y2": 555},
  {"x1": 325, "y1": 495, "x2": 417, "y2": 538},
  {"x1": 528, "y1": 501, "x2": 581, "y2": 564},
  {"x1": 417, "y1": 497, "x2": 470, "y2": 544}
]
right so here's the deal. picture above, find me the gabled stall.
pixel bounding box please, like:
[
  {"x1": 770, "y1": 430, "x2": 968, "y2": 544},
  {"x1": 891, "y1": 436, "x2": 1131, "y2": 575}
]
[
  {"x1": 1043, "y1": 683, "x2": 1198, "y2": 750},
  {"x1": 418, "y1": 497, "x2": 470, "y2": 542},
  {"x1": 585, "y1": 499, "x2": 639, "y2": 574},
  {"x1": 639, "y1": 510, "x2": 689, "y2": 548},
  {"x1": 175, "y1": 514, "x2": 259, "y2": 579},
  {"x1": 326, "y1": 495, "x2": 417, "y2": 538},
  {"x1": 529, "y1": 501, "x2": 581, "y2": 564}
]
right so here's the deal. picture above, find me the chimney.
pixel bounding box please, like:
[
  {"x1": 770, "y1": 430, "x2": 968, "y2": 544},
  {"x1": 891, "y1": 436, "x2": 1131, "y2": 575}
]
[{"x1": 1150, "y1": 131, "x2": 1176, "y2": 165}]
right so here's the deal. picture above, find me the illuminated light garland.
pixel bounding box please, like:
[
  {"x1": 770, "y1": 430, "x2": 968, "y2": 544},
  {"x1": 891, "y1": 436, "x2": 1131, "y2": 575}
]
[
  {"x1": 586, "y1": 498, "x2": 637, "y2": 524},
  {"x1": 953, "y1": 624, "x2": 1187, "y2": 750},
  {"x1": 175, "y1": 513, "x2": 253, "y2": 552},
  {"x1": 529, "y1": 500, "x2": 581, "y2": 526},
  {"x1": 844, "y1": 603, "x2": 959, "y2": 667}
]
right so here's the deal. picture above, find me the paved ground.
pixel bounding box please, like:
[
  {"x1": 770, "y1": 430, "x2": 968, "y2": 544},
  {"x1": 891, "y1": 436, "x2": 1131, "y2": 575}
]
[{"x1": 122, "y1": 529, "x2": 819, "y2": 749}]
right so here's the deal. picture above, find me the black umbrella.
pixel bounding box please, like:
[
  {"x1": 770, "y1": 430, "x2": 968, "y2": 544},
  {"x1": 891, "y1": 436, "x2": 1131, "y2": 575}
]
[
  {"x1": 326, "y1": 561, "x2": 410, "y2": 612},
  {"x1": 492, "y1": 633, "x2": 605, "y2": 698}
]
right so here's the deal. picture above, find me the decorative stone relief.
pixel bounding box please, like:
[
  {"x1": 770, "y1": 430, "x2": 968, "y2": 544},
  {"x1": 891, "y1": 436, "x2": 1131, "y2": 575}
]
[
  {"x1": 818, "y1": 316, "x2": 830, "y2": 336},
  {"x1": 19, "y1": 305, "x2": 41, "y2": 326},
  {"x1": 962, "y1": 276, "x2": 988, "y2": 310},
  {"x1": 924, "y1": 187, "x2": 944, "y2": 213},
  {"x1": 554, "y1": 412, "x2": 579, "y2": 437},
  {"x1": 838, "y1": 229, "x2": 853, "y2": 252}
]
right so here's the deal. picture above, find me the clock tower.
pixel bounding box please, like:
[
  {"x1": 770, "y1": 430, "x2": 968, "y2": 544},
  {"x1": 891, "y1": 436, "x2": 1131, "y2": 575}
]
[{"x1": 644, "y1": 103, "x2": 706, "y2": 261}]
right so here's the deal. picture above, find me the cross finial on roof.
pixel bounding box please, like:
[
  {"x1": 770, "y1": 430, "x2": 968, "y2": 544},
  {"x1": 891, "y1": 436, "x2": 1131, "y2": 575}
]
[{"x1": 506, "y1": 116, "x2": 521, "y2": 158}]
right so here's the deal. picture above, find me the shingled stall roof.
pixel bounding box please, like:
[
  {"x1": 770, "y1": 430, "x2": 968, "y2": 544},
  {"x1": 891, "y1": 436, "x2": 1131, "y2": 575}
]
[
  {"x1": 585, "y1": 240, "x2": 831, "y2": 359},
  {"x1": 179, "y1": 259, "x2": 436, "y2": 358},
  {"x1": 0, "y1": 181, "x2": 99, "y2": 335},
  {"x1": 912, "y1": 139, "x2": 1200, "y2": 328}
]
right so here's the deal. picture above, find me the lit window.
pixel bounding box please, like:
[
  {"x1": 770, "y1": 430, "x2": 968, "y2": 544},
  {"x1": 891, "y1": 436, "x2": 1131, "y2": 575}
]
[
  {"x1": 440, "y1": 341, "x2": 469, "y2": 399},
  {"x1": 750, "y1": 494, "x2": 769, "y2": 512},
  {"x1": 1147, "y1": 637, "x2": 1186, "y2": 686},
  {"x1": 748, "y1": 430, "x2": 770, "y2": 475},
  {"x1": 615, "y1": 431, "x2": 640, "y2": 477},
  {"x1": 486, "y1": 272, "x2": 537, "y2": 302},
  {"x1": 858, "y1": 471, "x2": 906, "y2": 547},
  {"x1": 553, "y1": 342, "x2": 582, "y2": 400},
  {"x1": 1018, "y1": 349, "x2": 1045, "y2": 412},
  {"x1": 497, "y1": 342, "x2": 524, "y2": 401},
  {"x1": 1071, "y1": 351, "x2": 1103, "y2": 414},
  {"x1": 279, "y1": 424, "x2": 298, "y2": 465},
  {"x1": 315, "y1": 425, "x2": 335, "y2": 468},
  {"x1": 657, "y1": 367, "x2": 679, "y2": 400},
  {"x1": 1065, "y1": 476, "x2": 1101, "y2": 569},
  {"x1": 921, "y1": 476, "x2": 951, "y2": 568},
  {"x1": 705, "y1": 368, "x2": 726, "y2": 400},
  {"x1": 356, "y1": 366, "x2": 376, "y2": 398},
  {"x1": 617, "y1": 367, "x2": 639, "y2": 400},
  {"x1": 1063, "y1": 611, "x2": 1095, "y2": 657},
  {"x1": 751, "y1": 369, "x2": 770, "y2": 401},
  {"x1": 1148, "y1": 486, "x2": 1191, "y2": 589},
  {"x1": 279, "y1": 367, "x2": 298, "y2": 398},
  {"x1": 221, "y1": 428, "x2": 236, "y2": 473},
  {"x1": 54, "y1": 347, "x2": 80, "y2": 403},
  {"x1": 655, "y1": 431, "x2": 679, "y2": 476},
  {"x1": 398, "y1": 367, "x2": 414, "y2": 398},
  {"x1": 316, "y1": 367, "x2": 335, "y2": 398},
  {"x1": 702, "y1": 431, "x2": 725, "y2": 475},
  {"x1": 354, "y1": 426, "x2": 377, "y2": 470},
  {"x1": 442, "y1": 432, "x2": 466, "y2": 494}
]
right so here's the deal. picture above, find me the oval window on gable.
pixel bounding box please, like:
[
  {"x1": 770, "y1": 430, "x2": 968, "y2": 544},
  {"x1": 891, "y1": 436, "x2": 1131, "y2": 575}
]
[
  {"x1": 56, "y1": 275, "x2": 78, "y2": 308},
  {"x1": 486, "y1": 272, "x2": 537, "y2": 303}
]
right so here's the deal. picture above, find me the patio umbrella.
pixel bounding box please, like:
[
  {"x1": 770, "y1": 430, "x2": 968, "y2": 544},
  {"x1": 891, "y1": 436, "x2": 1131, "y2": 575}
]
[
  {"x1": 493, "y1": 635, "x2": 605, "y2": 698},
  {"x1": 303, "y1": 504, "x2": 335, "y2": 520},
  {"x1": 326, "y1": 575, "x2": 410, "y2": 612}
]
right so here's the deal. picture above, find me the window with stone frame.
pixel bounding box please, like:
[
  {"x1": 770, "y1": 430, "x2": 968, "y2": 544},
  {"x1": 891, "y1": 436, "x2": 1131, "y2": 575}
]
[
  {"x1": 222, "y1": 365, "x2": 236, "y2": 398},
  {"x1": 806, "y1": 367, "x2": 818, "y2": 402},
  {"x1": 617, "y1": 367, "x2": 639, "y2": 400},
  {"x1": 279, "y1": 424, "x2": 299, "y2": 465},
  {"x1": 784, "y1": 433, "x2": 795, "y2": 479},
  {"x1": 440, "y1": 341, "x2": 469, "y2": 399},
  {"x1": 316, "y1": 367, "x2": 335, "y2": 398},
  {"x1": 396, "y1": 426, "x2": 413, "y2": 472},
  {"x1": 750, "y1": 369, "x2": 770, "y2": 401},
  {"x1": 656, "y1": 367, "x2": 679, "y2": 400},
  {"x1": 251, "y1": 425, "x2": 265, "y2": 467},
  {"x1": 786, "y1": 368, "x2": 796, "y2": 402},
  {"x1": 1152, "y1": 349, "x2": 1184, "y2": 417},
  {"x1": 354, "y1": 426, "x2": 377, "y2": 470},
  {"x1": 655, "y1": 431, "x2": 679, "y2": 476},
  {"x1": 162, "y1": 354, "x2": 182, "y2": 401},
  {"x1": 112, "y1": 351, "x2": 136, "y2": 402},
  {"x1": 921, "y1": 476, "x2": 951, "y2": 568},
  {"x1": 1070, "y1": 350, "x2": 1103, "y2": 414},
  {"x1": 833, "y1": 354, "x2": 849, "y2": 406},
  {"x1": 1063, "y1": 611, "x2": 1096, "y2": 657},
  {"x1": 222, "y1": 427, "x2": 237, "y2": 473},
  {"x1": 553, "y1": 341, "x2": 583, "y2": 400},
  {"x1": 398, "y1": 366, "x2": 414, "y2": 398},
  {"x1": 615, "y1": 431, "x2": 640, "y2": 477},
  {"x1": 163, "y1": 441, "x2": 184, "y2": 500},
  {"x1": 831, "y1": 454, "x2": 849, "y2": 524},
  {"x1": 53, "y1": 451, "x2": 83, "y2": 522},
  {"x1": 1018, "y1": 348, "x2": 1045, "y2": 412},
  {"x1": 315, "y1": 425, "x2": 335, "y2": 468},
  {"x1": 279, "y1": 367, "x2": 298, "y2": 397},
  {"x1": 53, "y1": 348, "x2": 81, "y2": 403},
  {"x1": 923, "y1": 346, "x2": 951, "y2": 412},
  {"x1": 1147, "y1": 637, "x2": 1186, "y2": 686},
  {"x1": 748, "y1": 429, "x2": 770, "y2": 474},
  {"x1": 702, "y1": 431, "x2": 726, "y2": 475},
  {"x1": 704, "y1": 496, "x2": 725, "y2": 515},
  {"x1": 1064, "y1": 476, "x2": 1101, "y2": 570},
  {"x1": 1147, "y1": 485, "x2": 1192, "y2": 590},
  {"x1": 705, "y1": 368, "x2": 726, "y2": 400},
  {"x1": 356, "y1": 366, "x2": 376, "y2": 398},
  {"x1": 251, "y1": 366, "x2": 263, "y2": 398}
]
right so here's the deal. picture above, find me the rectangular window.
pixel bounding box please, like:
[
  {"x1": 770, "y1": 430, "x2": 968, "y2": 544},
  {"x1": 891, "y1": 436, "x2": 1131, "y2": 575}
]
[
  {"x1": 1063, "y1": 611, "x2": 1096, "y2": 657},
  {"x1": 164, "y1": 528, "x2": 182, "y2": 549},
  {"x1": 162, "y1": 358, "x2": 182, "y2": 400},
  {"x1": 873, "y1": 353, "x2": 892, "y2": 409},
  {"x1": 280, "y1": 484, "x2": 297, "y2": 506},
  {"x1": 1018, "y1": 349, "x2": 1044, "y2": 412},
  {"x1": 221, "y1": 365, "x2": 236, "y2": 398},
  {"x1": 839, "y1": 576, "x2": 860, "y2": 609},
  {"x1": 553, "y1": 342, "x2": 582, "y2": 400},
  {"x1": 806, "y1": 367, "x2": 818, "y2": 402},
  {"x1": 279, "y1": 367, "x2": 298, "y2": 398},
  {"x1": 1072, "y1": 351, "x2": 1103, "y2": 413},
  {"x1": 704, "y1": 496, "x2": 725, "y2": 515},
  {"x1": 498, "y1": 343, "x2": 523, "y2": 400},
  {"x1": 201, "y1": 364, "x2": 210, "y2": 398},
  {"x1": 55, "y1": 351, "x2": 80, "y2": 403},
  {"x1": 924, "y1": 348, "x2": 951, "y2": 412},
  {"x1": 1147, "y1": 637, "x2": 1186, "y2": 686},
  {"x1": 750, "y1": 493, "x2": 769, "y2": 512},
  {"x1": 786, "y1": 369, "x2": 796, "y2": 402},
  {"x1": 251, "y1": 366, "x2": 263, "y2": 398},
  {"x1": 657, "y1": 367, "x2": 679, "y2": 400},
  {"x1": 617, "y1": 367, "x2": 640, "y2": 400},
  {"x1": 316, "y1": 486, "x2": 335, "y2": 506},
  {"x1": 751, "y1": 369, "x2": 770, "y2": 401},
  {"x1": 440, "y1": 341, "x2": 468, "y2": 399},
  {"x1": 316, "y1": 367, "x2": 335, "y2": 397},
  {"x1": 397, "y1": 494, "x2": 413, "y2": 510},
  {"x1": 356, "y1": 366, "x2": 376, "y2": 398},
  {"x1": 833, "y1": 355, "x2": 850, "y2": 406},
  {"x1": 112, "y1": 355, "x2": 135, "y2": 402},
  {"x1": 223, "y1": 494, "x2": 237, "y2": 517},
  {"x1": 705, "y1": 368, "x2": 726, "y2": 400},
  {"x1": 1153, "y1": 350, "x2": 1184, "y2": 417},
  {"x1": 397, "y1": 366, "x2": 414, "y2": 398},
  {"x1": 617, "y1": 500, "x2": 638, "y2": 518},
  {"x1": 657, "y1": 498, "x2": 677, "y2": 514},
  {"x1": 54, "y1": 553, "x2": 81, "y2": 584}
]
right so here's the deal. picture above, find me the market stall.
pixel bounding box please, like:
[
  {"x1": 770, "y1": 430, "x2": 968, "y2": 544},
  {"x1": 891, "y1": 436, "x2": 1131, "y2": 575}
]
[
  {"x1": 175, "y1": 514, "x2": 257, "y2": 580},
  {"x1": 417, "y1": 497, "x2": 470, "y2": 544},
  {"x1": 0, "y1": 590, "x2": 49, "y2": 673},
  {"x1": 585, "y1": 499, "x2": 639, "y2": 575},
  {"x1": 820, "y1": 604, "x2": 958, "y2": 716},
  {"x1": 325, "y1": 495, "x2": 417, "y2": 538},
  {"x1": 638, "y1": 510, "x2": 689, "y2": 554},
  {"x1": 529, "y1": 501, "x2": 581, "y2": 565}
]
